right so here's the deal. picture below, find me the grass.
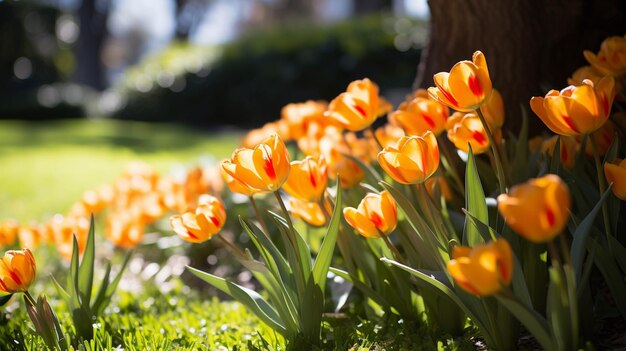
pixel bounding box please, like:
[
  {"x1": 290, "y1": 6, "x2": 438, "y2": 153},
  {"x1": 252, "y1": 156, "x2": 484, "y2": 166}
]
[{"x1": 0, "y1": 118, "x2": 240, "y2": 221}]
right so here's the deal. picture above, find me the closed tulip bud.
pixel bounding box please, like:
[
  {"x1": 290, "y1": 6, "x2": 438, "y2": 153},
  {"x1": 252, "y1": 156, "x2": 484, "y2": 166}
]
[
  {"x1": 326, "y1": 78, "x2": 382, "y2": 131},
  {"x1": 479, "y1": 88, "x2": 505, "y2": 130},
  {"x1": 568, "y1": 65, "x2": 604, "y2": 86},
  {"x1": 583, "y1": 35, "x2": 626, "y2": 76},
  {"x1": 428, "y1": 51, "x2": 493, "y2": 112},
  {"x1": 222, "y1": 134, "x2": 291, "y2": 193},
  {"x1": 289, "y1": 198, "x2": 328, "y2": 227},
  {"x1": 530, "y1": 77, "x2": 615, "y2": 136},
  {"x1": 377, "y1": 131, "x2": 440, "y2": 184},
  {"x1": 605, "y1": 158, "x2": 626, "y2": 200},
  {"x1": 540, "y1": 135, "x2": 578, "y2": 170},
  {"x1": 282, "y1": 156, "x2": 328, "y2": 203},
  {"x1": 0, "y1": 248, "x2": 36, "y2": 294},
  {"x1": 170, "y1": 195, "x2": 227, "y2": 243},
  {"x1": 497, "y1": 174, "x2": 570, "y2": 243},
  {"x1": 446, "y1": 112, "x2": 492, "y2": 154},
  {"x1": 343, "y1": 190, "x2": 397, "y2": 238},
  {"x1": 389, "y1": 96, "x2": 449, "y2": 136},
  {"x1": 447, "y1": 239, "x2": 513, "y2": 296}
]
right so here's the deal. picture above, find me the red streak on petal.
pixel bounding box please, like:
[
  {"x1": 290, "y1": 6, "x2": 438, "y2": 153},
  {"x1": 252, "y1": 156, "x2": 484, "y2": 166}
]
[
  {"x1": 353, "y1": 104, "x2": 367, "y2": 118},
  {"x1": 263, "y1": 152, "x2": 277, "y2": 180},
  {"x1": 439, "y1": 87, "x2": 459, "y2": 107},
  {"x1": 546, "y1": 207, "x2": 555, "y2": 227},
  {"x1": 9, "y1": 270, "x2": 22, "y2": 287},
  {"x1": 601, "y1": 94, "x2": 609, "y2": 116},
  {"x1": 472, "y1": 131, "x2": 487, "y2": 145},
  {"x1": 468, "y1": 74, "x2": 483, "y2": 97},
  {"x1": 422, "y1": 113, "x2": 436, "y2": 128},
  {"x1": 309, "y1": 171, "x2": 317, "y2": 188},
  {"x1": 0, "y1": 278, "x2": 8, "y2": 292},
  {"x1": 370, "y1": 212, "x2": 383, "y2": 229},
  {"x1": 561, "y1": 143, "x2": 569, "y2": 163},
  {"x1": 561, "y1": 115, "x2": 580, "y2": 134},
  {"x1": 459, "y1": 279, "x2": 482, "y2": 295},
  {"x1": 186, "y1": 230, "x2": 198, "y2": 240},
  {"x1": 209, "y1": 216, "x2": 220, "y2": 227},
  {"x1": 498, "y1": 259, "x2": 510, "y2": 282}
]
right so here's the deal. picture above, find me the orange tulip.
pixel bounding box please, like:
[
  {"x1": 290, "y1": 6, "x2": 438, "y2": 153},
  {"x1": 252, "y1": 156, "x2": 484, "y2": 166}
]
[
  {"x1": 281, "y1": 100, "x2": 328, "y2": 140},
  {"x1": 170, "y1": 194, "x2": 227, "y2": 243},
  {"x1": 222, "y1": 134, "x2": 291, "y2": 193},
  {"x1": 568, "y1": 65, "x2": 604, "y2": 86},
  {"x1": 479, "y1": 88, "x2": 505, "y2": 130},
  {"x1": 0, "y1": 248, "x2": 36, "y2": 294},
  {"x1": 17, "y1": 224, "x2": 44, "y2": 249},
  {"x1": 428, "y1": 51, "x2": 493, "y2": 112},
  {"x1": 289, "y1": 198, "x2": 327, "y2": 227},
  {"x1": 242, "y1": 121, "x2": 291, "y2": 148},
  {"x1": 374, "y1": 124, "x2": 406, "y2": 149},
  {"x1": 49, "y1": 215, "x2": 90, "y2": 260},
  {"x1": 540, "y1": 135, "x2": 578, "y2": 170},
  {"x1": 446, "y1": 112, "x2": 492, "y2": 154},
  {"x1": 583, "y1": 35, "x2": 626, "y2": 76},
  {"x1": 578, "y1": 119, "x2": 618, "y2": 157},
  {"x1": 221, "y1": 166, "x2": 257, "y2": 196},
  {"x1": 343, "y1": 190, "x2": 397, "y2": 238},
  {"x1": 0, "y1": 220, "x2": 19, "y2": 248},
  {"x1": 425, "y1": 176, "x2": 454, "y2": 201},
  {"x1": 605, "y1": 158, "x2": 626, "y2": 200},
  {"x1": 389, "y1": 95, "x2": 449, "y2": 136},
  {"x1": 106, "y1": 213, "x2": 144, "y2": 249},
  {"x1": 318, "y1": 130, "x2": 365, "y2": 189},
  {"x1": 447, "y1": 239, "x2": 513, "y2": 296},
  {"x1": 282, "y1": 156, "x2": 328, "y2": 203},
  {"x1": 326, "y1": 78, "x2": 382, "y2": 131},
  {"x1": 530, "y1": 77, "x2": 615, "y2": 136},
  {"x1": 377, "y1": 131, "x2": 440, "y2": 184},
  {"x1": 497, "y1": 174, "x2": 570, "y2": 243}
]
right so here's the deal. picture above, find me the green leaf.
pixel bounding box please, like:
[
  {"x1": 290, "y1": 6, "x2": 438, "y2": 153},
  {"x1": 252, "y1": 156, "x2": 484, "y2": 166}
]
[
  {"x1": 69, "y1": 235, "x2": 81, "y2": 309},
  {"x1": 51, "y1": 275, "x2": 71, "y2": 303},
  {"x1": 495, "y1": 293, "x2": 553, "y2": 350},
  {"x1": 464, "y1": 146, "x2": 488, "y2": 246},
  {"x1": 549, "y1": 137, "x2": 561, "y2": 175},
  {"x1": 590, "y1": 239, "x2": 626, "y2": 320},
  {"x1": 0, "y1": 294, "x2": 12, "y2": 307},
  {"x1": 571, "y1": 186, "x2": 612, "y2": 281},
  {"x1": 78, "y1": 215, "x2": 96, "y2": 308},
  {"x1": 329, "y1": 267, "x2": 387, "y2": 307},
  {"x1": 187, "y1": 266, "x2": 287, "y2": 335},
  {"x1": 93, "y1": 249, "x2": 133, "y2": 317},
  {"x1": 462, "y1": 209, "x2": 496, "y2": 243},
  {"x1": 312, "y1": 185, "x2": 341, "y2": 295}
]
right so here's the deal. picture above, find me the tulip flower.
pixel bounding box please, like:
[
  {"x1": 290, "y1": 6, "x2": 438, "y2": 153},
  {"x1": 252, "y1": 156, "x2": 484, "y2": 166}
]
[
  {"x1": 530, "y1": 77, "x2": 615, "y2": 136},
  {"x1": 428, "y1": 51, "x2": 493, "y2": 112},
  {"x1": 242, "y1": 121, "x2": 291, "y2": 148},
  {"x1": 374, "y1": 124, "x2": 406, "y2": 149},
  {"x1": 222, "y1": 134, "x2": 291, "y2": 193},
  {"x1": 446, "y1": 112, "x2": 493, "y2": 154},
  {"x1": 578, "y1": 120, "x2": 618, "y2": 157},
  {"x1": 605, "y1": 158, "x2": 626, "y2": 200},
  {"x1": 568, "y1": 65, "x2": 604, "y2": 86},
  {"x1": 289, "y1": 198, "x2": 327, "y2": 227},
  {"x1": 0, "y1": 248, "x2": 36, "y2": 294},
  {"x1": 282, "y1": 156, "x2": 328, "y2": 203},
  {"x1": 583, "y1": 35, "x2": 626, "y2": 76},
  {"x1": 0, "y1": 220, "x2": 19, "y2": 248},
  {"x1": 49, "y1": 215, "x2": 89, "y2": 260},
  {"x1": 497, "y1": 174, "x2": 571, "y2": 243},
  {"x1": 447, "y1": 239, "x2": 513, "y2": 296},
  {"x1": 377, "y1": 132, "x2": 440, "y2": 184},
  {"x1": 221, "y1": 167, "x2": 257, "y2": 196},
  {"x1": 344, "y1": 191, "x2": 397, "y2": 238},
  {"x1": 106, "y1": 213, "x2": 144, "y2": 249},
  {"x1": 479, "y1": 88, "x2": 505, "y2": 130},
  {"x1": 389, "y1": 95, "x2": 449, "y2": 136},
  {"x1": 540, "y1": 135, "x2": 578, "y2": 170},
  {"x1": 318, "y1": 131, "x2": 365, "y2": 188},
  {"x1": 170, "y1": 195, "x2": 227, "y2": 243},
  {"x1": 281, "y1": 100, "x2": 328, "y2": 140},
  {"x1": 326, "y1": 78, "x2": 382, "y2": 131}
]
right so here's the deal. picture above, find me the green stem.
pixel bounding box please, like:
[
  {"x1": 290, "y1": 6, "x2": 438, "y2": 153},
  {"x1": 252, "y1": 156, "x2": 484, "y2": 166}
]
[
  {"x1": 368, "y1": 126, "x2": 384, "y2": 150},
  {"x1": 24, "y1": 290, "x2": 36, "y2": 306},
  {"x1": 380, "y1": 232, "x2": 406, "y2": 265},
  {"x1": 590, "y1": 136, "x2": 612, "y2": 238},
  {"x1": 217, "y1": 233, "x2": 247, "y2": 259},
  {"x1": 475, "y1": 108, "x2": 507, "y2": 195},
  {"x1": 249, "y1": 196, "x2": 271, "y2": 238}
]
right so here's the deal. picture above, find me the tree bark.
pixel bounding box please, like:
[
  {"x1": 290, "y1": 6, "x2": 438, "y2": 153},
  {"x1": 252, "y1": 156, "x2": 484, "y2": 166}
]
[
  {"x1": 72, "y1": 0, "x2": 109, "y2": 90},
  {"x1": 415, "y1": 0, "x2": 626, "y2": 134}
]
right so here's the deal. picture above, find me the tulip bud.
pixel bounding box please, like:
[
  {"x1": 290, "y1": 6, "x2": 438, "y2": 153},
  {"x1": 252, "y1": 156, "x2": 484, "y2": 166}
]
[
  {"x1": 170, "y1": 195, "x2": 227, "y2": 243},
  {"x1": 326, "y1": 78, "x2": 382, "y2": 131},
  {"x1": 282, "y1": 156, "x2": 328, "y2": 203},
  {"x1": 343, "y1": 190, "x2": 397, "y2": 238},
  {"x1": 605, "y1": 158, "x2": 626, "y2": 201},
  {"x1": 377, "y1": 132, "x2": 440, "y2": 184},
  {"x1": 0, "y1": 248, "x2": 36, "y2": 294}
]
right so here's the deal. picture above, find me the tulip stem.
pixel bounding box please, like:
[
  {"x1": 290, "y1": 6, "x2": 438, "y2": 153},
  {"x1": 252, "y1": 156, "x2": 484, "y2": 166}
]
[
  {"x1": 475, "y1": 108, "x2": 507, "y2": 195},
  {"x1": 248, "y1": 196, "x2": 271, "y2": 238},
  {"x1": 369, "y1": 126, "x2": 384, "y2": 150},
  {"x1": 24, "y1": 290, "x2": 36, "y2": 306},
  {"x1": 217, "y1": 234, "x2": 247, "y2": 259},
  {"x1": 380, "y1": 232, "x2": 406, "y2": 265},
  {"x1": 590, "y1": 136, "x2": 612, "y2": 237}
]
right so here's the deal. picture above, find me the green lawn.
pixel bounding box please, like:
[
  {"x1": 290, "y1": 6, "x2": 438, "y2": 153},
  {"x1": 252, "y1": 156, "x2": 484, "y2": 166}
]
[{"x1": 0, "y1": 119, "x2": 240, "y2": 221}]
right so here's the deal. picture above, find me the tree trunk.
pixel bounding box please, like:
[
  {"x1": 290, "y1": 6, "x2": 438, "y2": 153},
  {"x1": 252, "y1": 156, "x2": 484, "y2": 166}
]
[
  {"x1": 73, "y1": 0, "x2": 109, "y2": 90},
  {"x1": 415, "y1": 0, "x2": 626, "y2": 134}
]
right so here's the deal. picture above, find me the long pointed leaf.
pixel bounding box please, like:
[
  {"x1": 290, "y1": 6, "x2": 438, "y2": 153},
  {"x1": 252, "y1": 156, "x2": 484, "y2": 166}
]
[
  {"x1": 78, "y1": 215, "x2": 96, "y2": 308},
  {"x1": 464, "y1": 146, "x2": 488, "y2": 246},
  {"x1": 312, "y1": 186, "x2": 341, "y2": 295}
]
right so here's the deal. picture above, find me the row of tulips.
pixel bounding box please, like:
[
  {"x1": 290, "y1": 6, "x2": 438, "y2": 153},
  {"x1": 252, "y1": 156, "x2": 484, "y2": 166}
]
[{"x1": 1, "y1": 34, "x2": 626, "y2": 349}]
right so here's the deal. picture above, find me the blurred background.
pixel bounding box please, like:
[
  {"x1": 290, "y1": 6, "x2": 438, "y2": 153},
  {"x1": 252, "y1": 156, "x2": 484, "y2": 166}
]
[{"x1": 0, "y1": 0, "x2": 428, "y2": 127}]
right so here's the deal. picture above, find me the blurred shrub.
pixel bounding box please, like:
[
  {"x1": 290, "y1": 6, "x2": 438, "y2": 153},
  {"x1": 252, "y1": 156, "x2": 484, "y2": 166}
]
[{"x1": 112, "y1": 15, "x2": 426, "y2": 127}]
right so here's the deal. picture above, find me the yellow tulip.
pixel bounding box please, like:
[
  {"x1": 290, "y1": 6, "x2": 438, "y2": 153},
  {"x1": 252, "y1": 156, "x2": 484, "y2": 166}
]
[
  {"x1": 374, "y1": 124, "x2": 406, "y2": 149},
  {"x1": 530, "y1": 77, "x2": 615, "y2": 136},
  {"x1": 389, "y1": 95, "x2": 449, "y2": 136},
  {"x1": 497, "y1": 174, "x2": 571, "y2": 243},
  {"x1": 282, "y1": 156, "x2": 328, "y2": 203},
  {"x1": 289, "y1": 198, "x2": 327, "y2": 227},
  {"x1": 428, "y1": 51, "x2": 493, "y2": 112},
  {"x1": 540, "y1": 135, "x2": 578, "y2": 170},
  {"x1": 479, "y1": 88, "x2": 505, "y2": 130},
  {"x1": 446, "y1": 112, "x2": 492, "y2": 154},
  {"x1": 343, "y1": 190, "x2": 397, "y2": 238},
  {"x1": 222, "y1": 134, "x2": 291, "y2": 193},
  {"x1": 447, "y1": 239, "x2": 513, "y2": 296},
  {"x1": 326, "y1": 78, "x2": 382, "y2": 131},
  {"x1": 0, "y1": 248, "x2": 36, "y2": 294},
  {"x1": 605, "y1": 158, "x2": 626, "y2": 200},
  {"x1": 377, "y1": 131, "x2": 440, "y2": 184},
  {"x1": 170, "y1": 195, "x2": 227, "y2": 243},
  {"x1": 583, "y1": 35, "x2": 626, "y2": 76}
]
